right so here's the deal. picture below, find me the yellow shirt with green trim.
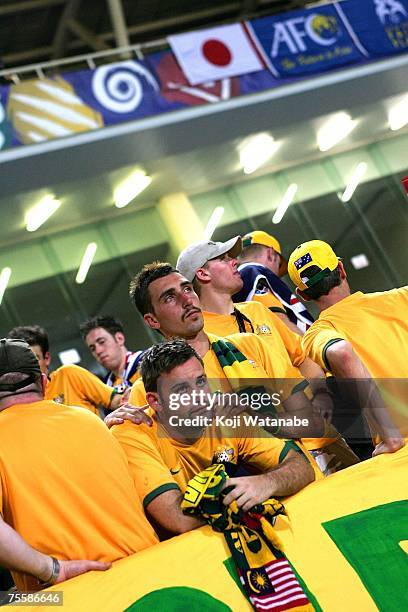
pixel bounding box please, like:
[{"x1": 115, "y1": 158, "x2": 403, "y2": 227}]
[
  {"x1": 302, "y1": 288, "x2": 408, "y2": 440},
  {"x1": 111, "y1": 414, "x2": 321, "y2": 510},
  {"x1": 203, "y1": 301, "x2": 305, "y2": 371},
  {"x1": 45, "y1": 364, "x2": 114, "y2": 415},
  {"x1": 128, "y1": 332, "x2": 334, "y2": 454},
  {"x1": 302, "y1": 289, "x2": 408, "y2": 377}
]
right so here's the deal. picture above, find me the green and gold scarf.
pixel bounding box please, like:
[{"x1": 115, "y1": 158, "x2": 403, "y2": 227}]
[{"x1": 182, "y1": 464, "x2": 314, "y2": 612}]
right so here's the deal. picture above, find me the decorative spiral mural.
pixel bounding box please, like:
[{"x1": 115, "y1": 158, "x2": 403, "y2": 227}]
[{"x1": 92, "y1": 61, "x2": 159, "y2": 113}]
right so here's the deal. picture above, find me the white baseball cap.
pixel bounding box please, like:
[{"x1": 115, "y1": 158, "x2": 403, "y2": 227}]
[{"x1": 177, "y1": 237, "x2": 242, "y2": 282}]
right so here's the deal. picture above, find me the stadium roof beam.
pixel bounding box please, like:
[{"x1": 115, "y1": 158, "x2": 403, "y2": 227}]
[
  {"x1": 51, "y1": 0, "x2": 83, "y2": 59},
  {"x1": 106, "y1": 0, "x2": 130, "y2": 49},
  {"x1": 0, "y1": 0, "x2": 67, "y2": 17},
  {"x1": 66, "y1": 18, "x2": 110, "y2": 52}
]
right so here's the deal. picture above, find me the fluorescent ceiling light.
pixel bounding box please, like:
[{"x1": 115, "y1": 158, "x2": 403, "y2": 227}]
[
  {"x1": 204, "y1": 206, "x2": 224, "y2": 240},
  {"x1": 272, "y1": 183, "x2": 298, "y2": 224},
  {"x1": 351, "y1": 254, "x2": 370, "y2": 270},
  {"x1": 317, "y1": 112, "x2": 356, "y2": 152},
  {"x1": 114, "y1": 170, "x2": 152, "y2": 208},
  {"x1": 0, "y1": 267, "x2": 11, "y2": 304},
  {"x1": 58, "y1": 348, "x2": 81, "y2": 365},
  {"x1": 239, "y1": 134, "x2": 280, "y2": 175},
  {"x1": 26, "y1": 195, "x2": 61, "y2": 232},
  {"x1": 340, "y1": 162, "x2": 367, "y2": 203},
  {"x1": 75, "y1": 242, "x2": 97, "y2": 284},
  {"x1": 388, "y1": 95, "x2": 408, "y2": 131}
]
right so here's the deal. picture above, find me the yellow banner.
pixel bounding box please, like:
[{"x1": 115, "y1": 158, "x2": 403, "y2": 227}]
[{"x1": 18, "y1": 446, "x2": 408, "y2": 612}]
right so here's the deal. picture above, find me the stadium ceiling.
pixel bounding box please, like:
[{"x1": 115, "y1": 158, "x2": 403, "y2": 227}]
[
  {"x1": 0, "y1": 0, "x2": 317, "y2": 69},
  {"x1": 0, "y1": 0, "x2": 407, "y2": 375}
]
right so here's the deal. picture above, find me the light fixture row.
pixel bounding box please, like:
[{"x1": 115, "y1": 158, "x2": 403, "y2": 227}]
[
  {"x1": 239, "y1": 97, "x2": 408, "y2": 176},
  {"x1": 24, "y1": 170, "x2": 152, "y2": 234}
]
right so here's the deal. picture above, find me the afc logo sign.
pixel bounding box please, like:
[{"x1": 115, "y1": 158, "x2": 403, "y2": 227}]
[{"x1": 270, "y1": 13, "x2": 340, "y2": 57}]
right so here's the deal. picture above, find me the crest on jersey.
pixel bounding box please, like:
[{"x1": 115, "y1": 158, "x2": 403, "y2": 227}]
[{"x1": 213, "y1": 447, "x2": 235, "y2": 463}]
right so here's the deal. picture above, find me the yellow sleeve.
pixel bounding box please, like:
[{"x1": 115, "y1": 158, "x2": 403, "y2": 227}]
[
  {"x1": 129, "y1": 379, "x2": 148, "y2": 408},
  {"x1": 238, "y1": 435, "x2": 323, "y2": 480},
  {"x1": 253, "y1": 291, "x2": 286, "y2": 313},
  {"x1": 302, "y1": 321, "x2": 345, "y2": 373},
  {"x1": 238, "y1": 435, "x2": 301, "y2": 471},
  {"x1": 263, "y1": 309, "x2": 306, "y2": 367},
  {"x1": 0, "y1": 475, "x2": 3, "y2": 517},
  {"x1": 45, "y1": 365, "x2": 112, "y2": 412},
  {"x1": 111, "y1": 422, "x2": 180, "y2": 508}
]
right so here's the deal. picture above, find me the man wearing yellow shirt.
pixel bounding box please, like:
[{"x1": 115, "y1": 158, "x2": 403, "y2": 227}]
[
  {"x1": 8, "y1": 324, "x2": 121, "y2": 415},
  {"x1": 176, "y1": 237, "x2": 358, "y2": 472},
  {"x1": 111, "y1": 338, "x2": 316, "y2": 533},
  {"x1": 80, "y1": 315, "x2": 144, "y2": 392},
  {"x1": 287, "y1": 239, "x2": 406, "y2": 455},
  {"x1": 109, "y1": 262, "x2": 338, "y2": 476},
  {"x1": 0, "y1": 338, "x2": 157, "y2": 592}
]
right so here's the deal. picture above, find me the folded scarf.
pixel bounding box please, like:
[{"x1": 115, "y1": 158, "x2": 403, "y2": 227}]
[{"x1": 182, "y1": 464, "x2": 314, "y2": 612}]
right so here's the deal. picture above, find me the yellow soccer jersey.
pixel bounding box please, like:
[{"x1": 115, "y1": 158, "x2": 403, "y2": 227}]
[
  {"x1": 0, "y1": 400, "x2": 158, "y2": 591},
  {"x1": 302, "y1": 289, "x2": 408, "y2": 377},
  {"x1": 45, "y1": 364, "x2": 113, "y2": 415},
  {"x1": 112, "y1": 415, "x2": 320, "y2": 509},
  {"x1": 128, "y1": 333, "x2": 334, "y2": 452},
  {"x1": 203, "y1": 301, "x2": 305, "y2": 369}
]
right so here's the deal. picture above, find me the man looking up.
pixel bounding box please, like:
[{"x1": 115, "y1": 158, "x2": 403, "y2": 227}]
[
  {"x1": 235, "y1": 231, "x2": 314, "y2": 334},
  {"x1": 8, "y1": 325, "x2": 122, "y2": 415},
  {"x1": 80, "y1": 315, "x2": 144, "y2": 392},
  {"x1": 0, "y1": 338, "x2": 157, "y2": 592},
  {"x1": 287, "y1": 239, "x2": 406, "y2": 455},
  {"x1": 110, "y1": 338, "x2": 317, "y2": 532}
]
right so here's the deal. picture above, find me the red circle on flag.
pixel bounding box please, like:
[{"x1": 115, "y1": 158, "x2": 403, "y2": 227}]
[{"x1": 202, "y1": 39, "x2": 232, "y2": 66}]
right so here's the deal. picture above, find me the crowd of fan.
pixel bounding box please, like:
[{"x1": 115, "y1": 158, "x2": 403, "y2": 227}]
[{"x1": 0, "y1": 233, "x2": 406, "y2": 594}]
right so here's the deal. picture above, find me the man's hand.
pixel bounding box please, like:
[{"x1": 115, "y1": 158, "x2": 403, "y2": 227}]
[
  {"x1": 104, "y1": 405, "x2": 153, "y2": 429},
  {"x1": 221, "y1": 474, "x2": 272, "y2": 512},
  {"x1": 372, "y1": 437, "x2": 405, "y2": 457},
  {"x1": 55, "y1": 560, "x2": 111, "y2": 584},
  {"x1": 221, "y1": 451, "x2": 314, "y2": 511}
]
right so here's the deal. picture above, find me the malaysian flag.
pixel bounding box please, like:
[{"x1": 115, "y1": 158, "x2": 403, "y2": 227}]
[{"x1": 243, "y1": 558, "x2": 311, "y2": 611}]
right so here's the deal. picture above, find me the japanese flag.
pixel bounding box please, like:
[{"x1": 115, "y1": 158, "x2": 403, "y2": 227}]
[{"x1": 168, "y1": 24, "x2": 264, "y2": 85}]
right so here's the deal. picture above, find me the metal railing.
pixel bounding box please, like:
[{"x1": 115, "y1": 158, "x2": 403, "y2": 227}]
[{"x1": 0, "y1": 38, "x2": 167, "y2": 82}]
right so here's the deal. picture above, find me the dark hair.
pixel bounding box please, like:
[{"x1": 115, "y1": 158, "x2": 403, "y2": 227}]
[
  {"x1": 141, "y1": 339, "x2": 203, "y2": 392},
  {"x1": 80, "y1": 315, "x2": 124, "y2": 340},
  {"x1": 0, "y1": 372, "x2": 42, "y2": 396},
  {"x1": 238, "y1": 243, "x2": 266, "y2": 262},
  {"x1": 302, "y1": 264, "x2": 342, "y2": 300},
  {"x1": 7, "y1": 325, "x2": 49, "y2": 357},
  {"x1": 129, "y1": 262, "x2": 176, "y2": 315}
]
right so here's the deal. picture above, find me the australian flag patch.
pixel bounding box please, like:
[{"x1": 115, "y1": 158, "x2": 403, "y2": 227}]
[{"x1": 294, "y1": 253, "x2": 312, "y2": 270}]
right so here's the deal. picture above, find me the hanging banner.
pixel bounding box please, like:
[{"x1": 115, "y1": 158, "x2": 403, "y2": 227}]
[
  {"x1": 246, "y1": 2, "x2": 367, "y2": 78},
  {"x1": 337, "y1": 0, "x2": 408, "y2": 55},
  {"x1": 1, "y1": 1, "x2": 407, "y2": 153},
  {"x1": 20, "y1": 446, "x2": 408, "y2": 612}
]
